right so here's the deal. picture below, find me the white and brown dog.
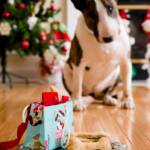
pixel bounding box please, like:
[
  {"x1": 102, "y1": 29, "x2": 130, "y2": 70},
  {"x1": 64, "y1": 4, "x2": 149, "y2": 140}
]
[{"x1": 63, "y1": 0, "x2": 135, "y2": 111}]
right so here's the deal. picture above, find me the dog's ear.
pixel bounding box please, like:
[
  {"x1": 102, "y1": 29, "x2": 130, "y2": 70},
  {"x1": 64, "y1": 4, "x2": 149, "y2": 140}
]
[{"x1": 71, "y1": 0, "x2": 86, "y2": 11}]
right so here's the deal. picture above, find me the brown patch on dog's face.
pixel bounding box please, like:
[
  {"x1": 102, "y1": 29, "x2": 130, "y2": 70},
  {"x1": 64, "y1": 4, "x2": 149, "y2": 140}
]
[
  {"x1": 82, "y1": 1, "x2": 99, "y2": 42},
  {"x1": 71, "y1": 0, "x2": 99, "y2": 41}
]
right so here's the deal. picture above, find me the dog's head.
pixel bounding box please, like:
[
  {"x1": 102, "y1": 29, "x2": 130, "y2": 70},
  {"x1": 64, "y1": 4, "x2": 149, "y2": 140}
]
[{"x1": 71, "y1": 0, "x2": 120, "y2": 43}]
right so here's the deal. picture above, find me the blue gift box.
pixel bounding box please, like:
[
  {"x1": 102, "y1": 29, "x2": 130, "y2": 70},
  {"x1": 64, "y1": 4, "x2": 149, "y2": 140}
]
[{"x1": 23, "y1": 100, "x2": 74, "y2": 150}]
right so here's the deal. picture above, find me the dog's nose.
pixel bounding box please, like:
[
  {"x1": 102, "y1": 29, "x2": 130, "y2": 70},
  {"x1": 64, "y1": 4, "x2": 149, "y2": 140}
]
[{"x1": 103, "y1": 36, "x2": 113, "y2": 43}]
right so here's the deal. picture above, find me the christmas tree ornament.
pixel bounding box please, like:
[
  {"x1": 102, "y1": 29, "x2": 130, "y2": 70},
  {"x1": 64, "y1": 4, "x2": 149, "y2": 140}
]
[
  {"x1": 60, "y1": 42, "x2": 71, "y2": 54},
  {"x1": 39, "y1": 32, "x2": 47, "y2": 43},
  {"x1": 119, "y1": 10, "x2": 130, "y2": 33},
  {"x1": 141, "y1": 10, "x2": 150, "y2": 35},
  {"x1": 20, "y1": 40, "x2": 30, "y2": 49},
  {"x1": 50, "y1": 3, "x2": 57, "y2": 12},
  {"x1": 16, "y1": 2, "x2": 26, "y2": 10},
  {"x1": 27, "y1": 16, "x2": 38, "y2": 30},
  {"x1": 2, "y1": 10, "x2": 11, "y2": 18},
  {"x1": 0, "y1": 22, "x2": 11, "y2": 36},
  {"x1": 61, "y1": 45, "x2": 68, "y2": 53},
  {"x1": 119, "y1": 9, "x2": 135, "y2": 46},
  {"x1": 7, "y1": 0, "x2": 15, "y2": 5}
]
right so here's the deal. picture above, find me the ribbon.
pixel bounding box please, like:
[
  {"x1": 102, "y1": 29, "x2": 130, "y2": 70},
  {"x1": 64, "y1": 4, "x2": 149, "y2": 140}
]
[{"x1": 0, "y1": 105, "x2": 31, "y2": 150}]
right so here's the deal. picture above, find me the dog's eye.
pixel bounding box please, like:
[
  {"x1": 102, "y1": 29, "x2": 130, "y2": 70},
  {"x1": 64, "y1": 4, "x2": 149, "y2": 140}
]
[{"x1": 107, "y1": 6, "x2": 113, "y2": 15}]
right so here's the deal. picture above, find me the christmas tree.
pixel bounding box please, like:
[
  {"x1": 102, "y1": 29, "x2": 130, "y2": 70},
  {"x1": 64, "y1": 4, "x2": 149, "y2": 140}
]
[{"x1": 0, "y1": 0, "x2": 71, "y2": 84}]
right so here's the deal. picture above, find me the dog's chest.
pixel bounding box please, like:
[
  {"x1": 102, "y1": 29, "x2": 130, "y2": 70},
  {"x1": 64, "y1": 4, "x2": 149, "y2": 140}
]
[{"x1": 76, "y1": 28, "x2": 121, "y2": 68}]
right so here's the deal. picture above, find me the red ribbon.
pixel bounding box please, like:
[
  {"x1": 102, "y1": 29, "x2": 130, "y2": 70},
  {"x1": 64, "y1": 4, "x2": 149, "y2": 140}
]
[
  {"x1": 0, "y1": 123, "x2": 27, "y2": 150},
  {"x1": 0, "y1": 105, "x2": 31, "y2": 150}
]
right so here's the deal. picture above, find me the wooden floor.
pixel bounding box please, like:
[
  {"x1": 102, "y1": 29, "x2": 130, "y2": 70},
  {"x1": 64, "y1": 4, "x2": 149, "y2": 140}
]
[{"x1": 0, "y1": 84, "x2": 150, "y2": 150}]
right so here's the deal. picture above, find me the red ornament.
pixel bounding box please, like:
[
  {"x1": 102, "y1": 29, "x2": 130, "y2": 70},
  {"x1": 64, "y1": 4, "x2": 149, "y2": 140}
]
[
  {"x1": 40, "y1": 31, "x2": 47, "y2": 37},
  {"x1": 39, "y1": 32, "x2": 47, "y2": 43},
  {"x1": 50, "y1": 3, "x2": 57, "y2": 12},
  {"x1": 20, "y1": 40, "x2": 30, "y2": 49},
  {"x1": 119, "y1": 10, "x2": 130, "y2": 20},
  {"x1": 141, "y1": 10, "x2": 150, "y2": 35},
  {"x1": 61, "y1": 45, "x2": 68, "y2": 53},
  {"x1": 2, "y1": 10, "x2": 11, "y2": 18},
  {"x1": 16, "y1": 2, "x2": 26, "y2": 10}
]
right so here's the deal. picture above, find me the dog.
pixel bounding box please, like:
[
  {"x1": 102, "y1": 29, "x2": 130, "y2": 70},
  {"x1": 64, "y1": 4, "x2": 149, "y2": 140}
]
[{"x1": 63, "y1": 0, "x2": 135, "y2": 111}]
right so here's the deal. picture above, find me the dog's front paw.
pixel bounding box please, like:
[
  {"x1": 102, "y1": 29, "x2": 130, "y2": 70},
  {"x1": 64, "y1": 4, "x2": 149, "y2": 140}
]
[
  {"x1": 104, "y1": 95, "x2": 118, "y2": 106},
  {"x1": 121, "y1": 98, "x2": 135, "y2": 109},
  {"x1": 73, "y1": 99, "x2": 87, "y2": 111}
]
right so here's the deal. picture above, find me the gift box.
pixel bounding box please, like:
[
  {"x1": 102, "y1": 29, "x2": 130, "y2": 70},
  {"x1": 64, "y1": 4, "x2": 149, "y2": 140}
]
[
  {"x1": 0, "y1": 91, "x2": 74, "y2": 150},
  {"x1": 23, "y1": 92, "x2": 74, "y2": 150}
]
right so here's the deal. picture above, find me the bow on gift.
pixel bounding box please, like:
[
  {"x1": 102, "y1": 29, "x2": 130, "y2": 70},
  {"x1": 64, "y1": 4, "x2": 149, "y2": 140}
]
[{"x1": 42, "y1": 92, "x2": 70, "y2": 106}]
